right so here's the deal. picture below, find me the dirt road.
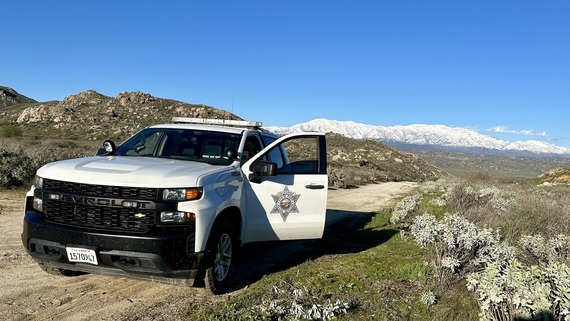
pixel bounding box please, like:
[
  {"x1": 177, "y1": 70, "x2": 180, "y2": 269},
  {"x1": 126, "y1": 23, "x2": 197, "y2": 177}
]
[{"x1": 0, "y1": 182, "x2": 417, "y2": 321}]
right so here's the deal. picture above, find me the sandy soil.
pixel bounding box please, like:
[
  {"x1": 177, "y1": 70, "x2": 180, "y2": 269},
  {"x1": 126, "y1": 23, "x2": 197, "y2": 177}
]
[{"x1": 0, "y1": 182, "x2": 417, "y2": 321}]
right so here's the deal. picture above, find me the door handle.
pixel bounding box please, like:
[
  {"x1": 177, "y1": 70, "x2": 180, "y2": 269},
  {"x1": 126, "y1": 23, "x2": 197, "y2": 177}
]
[{"x1": 305, "y1": 184, "x2": 325, "y2": 190}]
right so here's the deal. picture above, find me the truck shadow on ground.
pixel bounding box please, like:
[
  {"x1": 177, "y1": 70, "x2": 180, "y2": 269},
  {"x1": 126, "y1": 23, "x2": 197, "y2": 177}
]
[{"x1": 230, "y1": 208, "x2": 398, "y2": 292}]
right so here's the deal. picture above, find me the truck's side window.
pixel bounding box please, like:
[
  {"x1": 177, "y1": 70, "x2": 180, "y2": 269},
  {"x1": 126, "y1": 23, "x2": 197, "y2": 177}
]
[
  {"x1": 254, "y1": 136, "x2": 321, "y2": 174},
  {"x1": 241, "y1": 135, "x2": 263, "y2": 164},
  {"x1": 278, "y1": 137, "x2": 321, "y2": 174},
  {"x1": 266, "y1": 145, "x2": 285, "y2": 169}
]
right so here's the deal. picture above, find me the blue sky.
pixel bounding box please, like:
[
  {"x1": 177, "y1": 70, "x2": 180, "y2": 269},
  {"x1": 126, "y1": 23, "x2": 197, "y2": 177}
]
[{"x1": 2, "y1": 1, "x2": 569, "y2": 147}]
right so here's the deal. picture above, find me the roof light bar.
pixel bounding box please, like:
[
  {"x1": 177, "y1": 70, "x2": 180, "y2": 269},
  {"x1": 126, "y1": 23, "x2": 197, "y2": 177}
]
[{"x1": 172, "y1": 117, "x2": 263, "y2": 128}]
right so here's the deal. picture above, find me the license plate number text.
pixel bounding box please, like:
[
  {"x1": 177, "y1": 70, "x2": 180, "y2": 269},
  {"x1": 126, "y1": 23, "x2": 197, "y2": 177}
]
[{"x1": 66, "y1": 247, "x2": 98, "y2": 265}]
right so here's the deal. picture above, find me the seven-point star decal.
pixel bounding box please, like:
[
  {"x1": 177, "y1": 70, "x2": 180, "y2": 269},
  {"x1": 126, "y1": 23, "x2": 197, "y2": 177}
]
[{"x1": 270, "y1": 186, "x2": 301, "y2": 222}]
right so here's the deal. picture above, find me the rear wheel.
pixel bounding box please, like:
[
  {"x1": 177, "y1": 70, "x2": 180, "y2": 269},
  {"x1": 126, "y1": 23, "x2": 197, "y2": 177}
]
[{"x1": 205, "y1": 220, "x2": 236, "y2": 294}]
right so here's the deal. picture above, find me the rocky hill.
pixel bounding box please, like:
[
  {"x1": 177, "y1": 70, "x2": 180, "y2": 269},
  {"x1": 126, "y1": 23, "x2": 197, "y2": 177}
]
[
  {"x1": 536, "y1": 167, "x2": 570, "y2": 184},
  {"x1": 326, "y1": 133, "x2": 444, "y2": 186},
  {"x1": 3, "y1": 89, "x2": 241, "y2": 141},
  {"x1": 1, "y1": 87, "x2": 444, "y2": 184},
  {"x1": 0, "y1": 86, "x2": 37, "y2": 107}
]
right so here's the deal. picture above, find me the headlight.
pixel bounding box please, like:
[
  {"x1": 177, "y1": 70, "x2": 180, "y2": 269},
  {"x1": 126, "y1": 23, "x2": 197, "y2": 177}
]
[
  {"x1": 162, "y1": 187, "x2": 203, "y2": 201},
  {"x1": 34, "y1": 175, "x2": 43, "y2": 189},
  {"x1": 33, "y1": 197, "x2": 43, "y2": 212},
  {"x1": 160, "y1": 211, "x2": 196, "y2": 223},
  {"x1": 32, "y1": 176, "x2": 44, "y2": 212}
]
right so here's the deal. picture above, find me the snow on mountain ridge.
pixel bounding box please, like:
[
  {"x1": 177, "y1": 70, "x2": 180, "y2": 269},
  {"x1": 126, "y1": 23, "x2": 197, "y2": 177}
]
[{"x1": 266, "y1": 118, "x2": 570, "y2": 155}]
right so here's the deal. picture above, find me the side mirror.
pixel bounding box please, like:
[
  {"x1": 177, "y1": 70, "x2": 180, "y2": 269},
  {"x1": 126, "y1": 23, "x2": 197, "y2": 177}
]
[
  {"x1": 226, "y1": 147, "x2": 239, "y2": 161},
  {"x1": 249, "y1": 160, "x2": 277, "y2": 183},
  {"x1": 97, "y1": 140, "x2": 116, "y2": 156}
]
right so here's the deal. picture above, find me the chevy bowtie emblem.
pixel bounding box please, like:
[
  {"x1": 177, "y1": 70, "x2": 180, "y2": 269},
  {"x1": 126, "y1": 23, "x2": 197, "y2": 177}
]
[
  {"x1": 271, "y1": 186, "x2": 301, "y2": 222},
  {"x1": 134, "y1": 213, "x2": 146, "y2": 219}
]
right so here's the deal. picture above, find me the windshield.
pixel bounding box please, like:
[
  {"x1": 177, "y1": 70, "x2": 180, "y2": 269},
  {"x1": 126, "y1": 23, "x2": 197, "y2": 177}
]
[{"x1": 114, "y1": 128, "x2": 242, "y2": 166}]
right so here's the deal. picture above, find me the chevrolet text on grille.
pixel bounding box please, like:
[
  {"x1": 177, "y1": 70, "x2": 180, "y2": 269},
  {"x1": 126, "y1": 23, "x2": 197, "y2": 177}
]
[{"x1": 49, "y1": 194, "x2": 152, "y2": 209}]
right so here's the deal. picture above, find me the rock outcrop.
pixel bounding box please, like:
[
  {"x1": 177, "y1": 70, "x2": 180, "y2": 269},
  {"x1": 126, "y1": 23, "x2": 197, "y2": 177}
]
[
  {"x1": 0, "y1": 86, "x2": 37, "y2": 107},
  {"x1": 14, "y1": 90, "x2": 241, "y2": 140}
]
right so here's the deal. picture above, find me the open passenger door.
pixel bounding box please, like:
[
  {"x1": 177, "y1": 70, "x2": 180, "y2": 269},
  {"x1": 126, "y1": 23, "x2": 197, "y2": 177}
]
[{"x1": 242, "y1": 133, "x2": 328, "y2": 244}]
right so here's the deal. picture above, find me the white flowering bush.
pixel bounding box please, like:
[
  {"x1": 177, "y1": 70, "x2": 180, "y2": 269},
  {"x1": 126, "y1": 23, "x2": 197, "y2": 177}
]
[
  {"x1": 467, "y1": 259, "x2": 545, "y2": 321},
  {"x1": 419, "y1": 179, "x2": 449, "y2": 194},
  {"x1": 477, "y1": 186, "x2": 515, "y2": 213},
  {"x1": 390, "y1": 194, "x2": 422, "y2": 225},
  {"x1": 409, "y1": 213, "x2": 442, "y2": 247},
  {"x1": 467, "y1": 256, "x2": 570, "y2": 321},
  {"x1": 490, "y1": 197, "x2": 515, "y2": 214},
  {"x1": 544, "y1": 262, "x2": 570, "y2": 320},
  {"x1": 462, "y1": 231, "x2": 570, "y2": 321},
  {"x1": 420, "y1": 290, "x2": 437, "y2": 307},
  {"x1": 390, "y1": 178, "x2": 570, "y2": 316},
  {"x1": 409, "y1": 206, "x2": 570, "y2": 320},
  {"x1": 520, "y1": 234, "x2": 570, "y2": 265},
  {"x1": 401, "y1": 178, "x2": 570, "y2": 320},
  {"x1": 410, "y1": 212, "x2": 509, "y2": 281},
  {"x1": 429, "y1": 197, "x2": 447, "y2": 207},
  {"x1": 410, "y1": 209, "x2": 570, "y2": 320},
  {"x1": 254, "y1": 286, "x2": 351, "y2": 321},
  {"x1": 478, "y1": 186, "x2": 503, "y2": 199}
]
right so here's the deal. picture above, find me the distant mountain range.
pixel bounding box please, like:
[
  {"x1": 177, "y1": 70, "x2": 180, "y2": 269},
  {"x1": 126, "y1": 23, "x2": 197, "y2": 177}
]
[
  {"x1": 3, "y1": 85, "x2": 569, "y2": 159},
  {"x1": 266, "y1": 118, "x2": 570, "y2": 157}
]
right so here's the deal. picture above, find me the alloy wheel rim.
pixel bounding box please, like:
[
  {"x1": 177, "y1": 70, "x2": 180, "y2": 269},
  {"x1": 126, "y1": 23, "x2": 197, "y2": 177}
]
[{"x1": 214, "y1": 233, "x2": 232, "y2": 281}]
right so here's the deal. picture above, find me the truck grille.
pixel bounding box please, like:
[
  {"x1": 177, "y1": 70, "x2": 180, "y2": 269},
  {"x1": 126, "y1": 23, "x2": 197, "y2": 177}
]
[
  {"x1": 44, "y1": 179, "x2": 158, "y2": 200},
  {"x1": 42, "y1": 179, "x2": 159, "y2": 232},
  {"x1": 44, "y1": 201, "x2": 155, "y2": 232}
]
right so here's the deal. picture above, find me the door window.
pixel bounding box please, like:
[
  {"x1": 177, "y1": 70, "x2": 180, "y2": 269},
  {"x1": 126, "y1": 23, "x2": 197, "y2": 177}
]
[{"x1": 278, "y1": 136, "x2": 322, "y2": 174}]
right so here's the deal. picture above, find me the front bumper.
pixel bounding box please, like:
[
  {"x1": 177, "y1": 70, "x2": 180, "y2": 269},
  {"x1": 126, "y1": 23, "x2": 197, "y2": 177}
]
[{"x1": 22, "y1": 209, "x2": 204, "y2": 286}]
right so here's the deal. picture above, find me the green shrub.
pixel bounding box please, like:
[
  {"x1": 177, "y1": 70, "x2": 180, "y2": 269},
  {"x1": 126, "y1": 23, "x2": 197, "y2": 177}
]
[
  {"x1": 0, "y1": 148, "x2": 36, "y2": 188},
  {"x1": 464, "y1": 170, "x2": 494, "y2": 183},
  {"x1": 328, "y1": 165, "x2": 347, "y2": 188},
  {"x1": 0, "y1": 125, "x2": 23, "y2": 138}
]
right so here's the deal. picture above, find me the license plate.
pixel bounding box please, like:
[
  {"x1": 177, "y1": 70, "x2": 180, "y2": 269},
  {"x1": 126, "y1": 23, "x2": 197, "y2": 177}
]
[{"x1": 66, "y1": 247, "x2": 98, "y2": 265}]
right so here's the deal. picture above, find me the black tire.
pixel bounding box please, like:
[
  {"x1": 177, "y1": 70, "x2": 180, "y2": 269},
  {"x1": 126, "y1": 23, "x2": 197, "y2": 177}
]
[
  {"x1": 205, "y1": 220, "x2": 237, "y2": 294},
  {"x1": 38, "y1": 263, "x2": 85, "y2": 276}
]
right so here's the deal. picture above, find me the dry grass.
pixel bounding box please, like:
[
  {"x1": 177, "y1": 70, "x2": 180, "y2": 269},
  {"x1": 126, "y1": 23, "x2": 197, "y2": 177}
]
[{"x1": 443, "y1": 175, "x2": 570, "y2": 245}]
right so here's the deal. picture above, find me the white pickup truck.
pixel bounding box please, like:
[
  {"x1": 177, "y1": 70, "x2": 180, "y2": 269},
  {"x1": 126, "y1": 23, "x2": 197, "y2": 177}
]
[{"x1": 22, "y1": 118, "x2": 328, "y2": 294}]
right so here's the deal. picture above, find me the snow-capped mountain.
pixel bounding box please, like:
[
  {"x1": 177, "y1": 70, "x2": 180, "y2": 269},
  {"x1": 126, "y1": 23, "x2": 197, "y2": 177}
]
[{"x1": 266, "y1": 118, "x2": 570, "y2": 157}]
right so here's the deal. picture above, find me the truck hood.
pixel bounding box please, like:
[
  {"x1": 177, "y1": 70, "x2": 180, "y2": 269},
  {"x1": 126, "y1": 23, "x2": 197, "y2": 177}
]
[{"x1": 37, "y1": 156, "x2": 226, "y2": 187}]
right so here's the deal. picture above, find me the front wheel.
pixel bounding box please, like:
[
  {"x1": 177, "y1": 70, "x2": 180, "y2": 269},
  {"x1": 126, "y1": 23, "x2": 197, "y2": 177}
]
[{"x1": 205, "y1": 220, "x2": 237, "y2": 294}]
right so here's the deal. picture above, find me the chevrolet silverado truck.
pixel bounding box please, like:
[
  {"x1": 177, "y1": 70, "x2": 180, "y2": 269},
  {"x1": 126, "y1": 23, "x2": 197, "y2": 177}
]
[{"x1": 22, "y1": 117, "x2": 328, "y2": 294}]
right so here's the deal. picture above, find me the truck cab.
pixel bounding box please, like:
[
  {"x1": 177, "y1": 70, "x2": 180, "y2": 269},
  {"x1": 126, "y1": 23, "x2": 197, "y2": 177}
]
[{"x1": 22, "y1": 118, "x2": 328, "y2": 293}]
